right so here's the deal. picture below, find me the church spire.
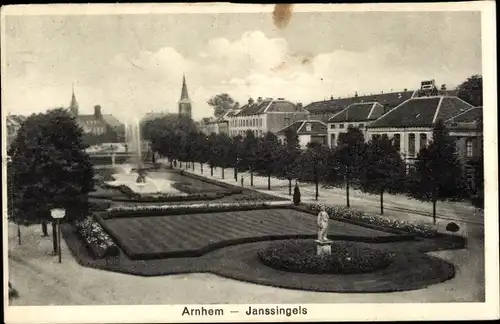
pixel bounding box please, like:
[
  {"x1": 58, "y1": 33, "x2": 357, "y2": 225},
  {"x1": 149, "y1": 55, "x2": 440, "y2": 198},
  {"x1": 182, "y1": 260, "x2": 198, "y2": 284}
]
[
  {"x1": 69, "y1": 83, "x2": 79, "y2": 117},
  {"x1": 180, "y1": 74, "x2": 189, "y2": 100},
  {"x1": 178, "y1": 74, "x2": 192, "y2": 118}
]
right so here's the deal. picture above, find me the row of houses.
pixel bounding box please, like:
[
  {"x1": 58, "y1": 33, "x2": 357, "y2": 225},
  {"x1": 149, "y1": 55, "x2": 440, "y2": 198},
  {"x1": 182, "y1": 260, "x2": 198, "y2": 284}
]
[{"x1": 199, "y1": 80, "x2": 482, "y2": 164}]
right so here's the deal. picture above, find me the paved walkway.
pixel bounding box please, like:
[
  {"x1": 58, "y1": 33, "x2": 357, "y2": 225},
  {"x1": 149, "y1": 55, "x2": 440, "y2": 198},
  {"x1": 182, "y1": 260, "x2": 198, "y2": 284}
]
[
  {"x1": 167, "y1": 161, "x2": 483, "y2": 239},
  {"x1": 8, "y1": 223, "x2": 484, "y2": 305}
]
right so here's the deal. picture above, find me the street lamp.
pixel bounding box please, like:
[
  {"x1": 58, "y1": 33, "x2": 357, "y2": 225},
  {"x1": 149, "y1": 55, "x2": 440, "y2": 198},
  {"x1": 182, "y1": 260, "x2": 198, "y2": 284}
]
[{"x1": 50, "y1": 208, "x2": 65, "y2": 263}]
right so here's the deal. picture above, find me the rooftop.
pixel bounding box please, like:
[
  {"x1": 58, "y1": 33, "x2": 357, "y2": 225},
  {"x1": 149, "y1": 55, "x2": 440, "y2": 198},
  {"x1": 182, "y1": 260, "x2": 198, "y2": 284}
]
[
  {"x1": 277, "y1": 120, "x2": 328, "y2": 136},
  {"x1": 367, "y1": 96, "x2": 475, "y2": 128},
  {"x1": 237, "y1": 98, "x2": 305, "y2": 116},
  {"x1": 328, "y1": 102, "x2": 385, "y2": 123},
  {"x1": 304, "y1": 90, "x2": 415, "y2": 114}
]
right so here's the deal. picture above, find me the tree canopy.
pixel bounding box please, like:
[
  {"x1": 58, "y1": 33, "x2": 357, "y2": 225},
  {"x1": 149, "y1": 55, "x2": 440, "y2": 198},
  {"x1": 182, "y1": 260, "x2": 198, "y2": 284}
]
[
  {"x1": 457, "y1": 74, "x2": 482, "y2": 107},
  {"x1": 207, "y1": 93, "x2": 239, "y2": 118},
  {"x1": 8, "y1": 108, "x2": 94, "y2": 225}
]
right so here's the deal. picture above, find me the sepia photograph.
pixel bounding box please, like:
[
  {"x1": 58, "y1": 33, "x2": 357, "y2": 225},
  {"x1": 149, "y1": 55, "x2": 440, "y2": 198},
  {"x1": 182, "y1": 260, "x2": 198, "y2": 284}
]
[{"x1": 2, "y1": 2, "x2": 498, "y2": 323}]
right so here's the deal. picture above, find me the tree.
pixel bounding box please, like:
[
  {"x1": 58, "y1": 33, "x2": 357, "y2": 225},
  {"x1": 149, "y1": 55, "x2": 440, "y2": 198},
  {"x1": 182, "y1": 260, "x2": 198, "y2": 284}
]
[
  {"x1": 331, "y1": 126, "x2": 366, "y2": 208},
  {"x1": 359, "y1": 136, "x2": 406, "y2": 215},
  {"x1": 256, "y1": 132, "x2": 281, "y2": 190},
  {"x1": 207, "y1": 93, "x2": 239, "y2": 118},
  {"x1": 230, "y1": 135, "x2": 243, "y2": 182},
  {"x1": 277, "y1": 128, "x2": 302, "y2": 195},
  {"x1": 213, "y1": 133, "x2": 233, "y2": 179},
  {"x1": 207, "y1": 133, "x2": 218, "y2": 176},
  {"x1": 240, "y1": 130, "x2": 259, "y2": 186},
  {"x1": 457, "y1": 74, "x2": 482, "y2": 107},
  {"x1": 293, "y1": 182, "x2": 301, "y2": 205},
  {"x1": 193, "y1": 132, "x2": 209, "y2": 174},
  {"x1": 407, "y1": 119, "x2": 469, "y2": 223},
  {"x1": 8, "y1": 108, "x2": 94, "y2": 253},
  {"x1": 299, "y1": 142, "x2": 329, "y2": 200}
]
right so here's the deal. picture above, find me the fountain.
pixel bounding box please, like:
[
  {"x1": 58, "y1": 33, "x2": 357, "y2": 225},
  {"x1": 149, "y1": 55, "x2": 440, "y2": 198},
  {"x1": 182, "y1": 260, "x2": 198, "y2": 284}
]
[{"x1": 105, "y1": 118, "x2": 181, "y2": 195}]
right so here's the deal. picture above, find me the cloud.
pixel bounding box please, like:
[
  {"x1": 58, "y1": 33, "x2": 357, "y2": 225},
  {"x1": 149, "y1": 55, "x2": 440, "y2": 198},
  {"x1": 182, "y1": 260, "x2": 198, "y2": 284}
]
[{"x1": 4, "y1": 30, "x2": 480, "y2": 122}]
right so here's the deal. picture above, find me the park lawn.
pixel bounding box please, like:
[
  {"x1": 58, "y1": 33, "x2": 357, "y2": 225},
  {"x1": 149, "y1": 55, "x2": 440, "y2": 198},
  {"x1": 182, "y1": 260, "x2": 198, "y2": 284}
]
[{"x1": 101, "y1": 208, "x2": 398, "y2": 260}]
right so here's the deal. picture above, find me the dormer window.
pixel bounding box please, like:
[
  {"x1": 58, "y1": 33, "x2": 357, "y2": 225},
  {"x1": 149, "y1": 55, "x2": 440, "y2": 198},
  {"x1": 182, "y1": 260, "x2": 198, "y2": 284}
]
[
  {"x1": 305, "y1": 123, "x2": 312, "y2": 132},
  {"x1": 330, "y1": 124, "x2": 336, "y2": 129}
]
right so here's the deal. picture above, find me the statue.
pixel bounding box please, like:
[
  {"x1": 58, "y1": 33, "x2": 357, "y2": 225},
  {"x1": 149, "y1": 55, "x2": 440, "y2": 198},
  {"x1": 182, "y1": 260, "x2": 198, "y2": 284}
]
[
  {"x1": 136, "y1": 168, "x2": 147, "y2": 183},
  {"x1": 317, "y1": 206, "x2": 329, "y2": 242}
]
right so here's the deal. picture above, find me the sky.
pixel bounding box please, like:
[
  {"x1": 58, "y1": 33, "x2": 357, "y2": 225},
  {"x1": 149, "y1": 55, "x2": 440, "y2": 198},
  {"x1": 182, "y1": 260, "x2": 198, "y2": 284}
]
[{"x1": 2, "y1": 9, "x2": 482, "y2": 122}]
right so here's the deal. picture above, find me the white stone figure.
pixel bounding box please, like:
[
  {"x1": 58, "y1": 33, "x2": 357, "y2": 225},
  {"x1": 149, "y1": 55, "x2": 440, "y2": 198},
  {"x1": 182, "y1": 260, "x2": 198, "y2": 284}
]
[{"x1": 317, "y1": 206, "x2": 329, "y2": 242}]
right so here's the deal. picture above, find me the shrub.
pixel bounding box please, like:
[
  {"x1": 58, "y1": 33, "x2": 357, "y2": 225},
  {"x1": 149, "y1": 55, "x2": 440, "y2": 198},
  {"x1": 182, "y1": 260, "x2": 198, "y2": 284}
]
[
  {"x1": 293, "y1": 183, "x2": 301, "y2": 205},
  {"x1": 8, "y1": 282, "x2": 19, "y2": 300},
  {"x1": 258, "y1": 240, "x2": 393, "y2": 274},
  {"x1": 74, "y1": 217, "x2": 120, "y2": 258},
  {"x1": 446, "y1": 222, "x2": 460, "y2": 233}
]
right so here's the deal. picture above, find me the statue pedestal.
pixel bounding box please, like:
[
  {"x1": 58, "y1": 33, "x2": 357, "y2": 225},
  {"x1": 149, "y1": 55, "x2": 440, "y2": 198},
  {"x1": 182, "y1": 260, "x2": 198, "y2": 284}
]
[{"x1": 315, "y1": 239, "x2": 333, "y2": 257}]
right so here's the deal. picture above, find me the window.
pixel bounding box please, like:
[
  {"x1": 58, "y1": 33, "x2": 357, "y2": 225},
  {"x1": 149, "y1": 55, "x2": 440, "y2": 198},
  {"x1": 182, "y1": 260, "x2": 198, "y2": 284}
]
[
  {"x1": 466, "y1": 139, "x2": 473, "y2": 157},
  {"x1": 339, "y1": 124, "x2": 345, "y2": 129},
  {"x1": 358, "y1": 124, "x2": 364, "y2": 128},
  {"x1": 408, "y1": 133, "x2": 416, "y2": 157},
  {"x1": 330, "y1": 124, "x2": 336, "y2": 129},
  {"x1": 372, "y1": 134, "x2": 381, "y2": 140},
  {"x1": 348, "y1": 124, "x2": 353, "y2": 128},
  {"x1": 284, "y1": 117, "x2": 290, "y2": 127},
  {"x1": 420, "y1": 133, "x2": 427, "y2": 150},
  {"x1": 330, "y1": 133, "x2": 336, "y2": 147},
  {"x1": 393, "y1": 134, "x2": 401, "y2": 151}
]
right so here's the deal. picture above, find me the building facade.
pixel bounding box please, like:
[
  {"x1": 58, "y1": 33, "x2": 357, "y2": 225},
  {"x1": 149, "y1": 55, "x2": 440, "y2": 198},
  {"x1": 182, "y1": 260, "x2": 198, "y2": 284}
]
[
  {"x1": 366, "y1": 95, "x2": 480, "y2": 164},
  {"x1": 327, "y1": 102, "x2": 386, "y2": 148},
  {"x1": 6, "y1": 114, "x2": 27, "y2": 148},
  {"x1": 68, "y1": 88, "x2": 124, "y2": 136},
  {"x1": 276, "y1": 120, "x2": 328, "y2": 149},
  {"x1": 228, "y1": 97, "x2": 309, "y2": 137}
]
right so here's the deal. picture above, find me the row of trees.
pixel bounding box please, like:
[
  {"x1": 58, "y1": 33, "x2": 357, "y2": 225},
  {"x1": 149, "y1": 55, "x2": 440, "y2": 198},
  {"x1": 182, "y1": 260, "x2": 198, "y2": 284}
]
[{"x1": 146, "y1": 117, "x2": 481, "y2": 222}]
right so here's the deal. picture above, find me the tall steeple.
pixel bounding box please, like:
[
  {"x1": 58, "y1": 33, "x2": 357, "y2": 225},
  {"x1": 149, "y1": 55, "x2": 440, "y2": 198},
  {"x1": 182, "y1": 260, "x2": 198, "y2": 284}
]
[
  {"x1": 69, "y1": 83, "x2": 79, "y2": 117},
  {"x1": 178, "y1": 74, "x2": 192, "y2": 118}
]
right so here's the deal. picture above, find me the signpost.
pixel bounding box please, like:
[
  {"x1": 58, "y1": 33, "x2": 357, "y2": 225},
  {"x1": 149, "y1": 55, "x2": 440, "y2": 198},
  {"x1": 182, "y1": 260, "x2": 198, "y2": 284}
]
[{"x1": 50, "y1": 208, "x2": 65, "y2": 263}]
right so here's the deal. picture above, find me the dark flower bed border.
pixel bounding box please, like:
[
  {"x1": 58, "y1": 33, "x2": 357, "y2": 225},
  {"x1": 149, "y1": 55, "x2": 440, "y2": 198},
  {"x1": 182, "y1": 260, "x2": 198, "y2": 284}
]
[
  {"x1": 98, "y1": 202, "x2": 293, "y2": 220},
  {"x1": 258, "y1": 239, "x2": 394, "y2": 274},
  {"x1": 74, "y1": 216, "x2": 120, "y2": 258},
  {"x1": 295, "y1": 203, "x2": 467, "y2": 243}
]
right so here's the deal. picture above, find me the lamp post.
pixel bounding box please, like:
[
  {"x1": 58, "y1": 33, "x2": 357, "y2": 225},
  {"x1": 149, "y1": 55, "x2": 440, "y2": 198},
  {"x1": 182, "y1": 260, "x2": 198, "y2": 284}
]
[{"x1": 50, "y1": 208, "x2": 65, "y2": 263}]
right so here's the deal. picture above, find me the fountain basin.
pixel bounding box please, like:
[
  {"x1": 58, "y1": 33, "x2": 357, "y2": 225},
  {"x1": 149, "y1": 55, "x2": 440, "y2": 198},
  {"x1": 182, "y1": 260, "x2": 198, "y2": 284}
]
[{"x1": 106, "y1": 173, "x2": 182, "y2": 195}]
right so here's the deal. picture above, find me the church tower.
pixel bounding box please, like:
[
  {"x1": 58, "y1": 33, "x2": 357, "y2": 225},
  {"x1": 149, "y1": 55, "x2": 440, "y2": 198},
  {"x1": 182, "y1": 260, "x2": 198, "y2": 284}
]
[
  {"x1": 69, "y1": 84, "x2": 79, "y2": 117},
  {"x1": 178, "y1": 74, "x2": 192, "y2": 118}
]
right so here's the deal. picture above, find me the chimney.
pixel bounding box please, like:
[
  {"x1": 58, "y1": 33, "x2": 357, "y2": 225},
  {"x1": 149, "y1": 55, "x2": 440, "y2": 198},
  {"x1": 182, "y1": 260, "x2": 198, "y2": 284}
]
[
  {"x1": 257, "y1": 97, "x2": 263, "y2": 103},
  {"x1": 404, "y1": 88, "x2": 408, "y2": 92},
  {"x1": 94, "y1": 105, "x2": 102, "y2": 119},
  {"x1": 354, "y1": 91, "x2": 358, "y2": 98},
  {"x1": 248, "y1": 97, "x2": 254, "y2": 105},
  {"x1": 330, "y1": 95, "x2": 334, "y2": 100},
  {"x1": 305, "y1": 122, "x2": 312, "y2": 132}
]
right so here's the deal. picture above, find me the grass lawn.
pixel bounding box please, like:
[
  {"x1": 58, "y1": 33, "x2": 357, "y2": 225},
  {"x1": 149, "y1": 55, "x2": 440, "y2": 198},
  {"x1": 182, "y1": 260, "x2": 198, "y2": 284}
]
[{"x1": 100, "y1": 208, "x2": 404, "y2": 260}]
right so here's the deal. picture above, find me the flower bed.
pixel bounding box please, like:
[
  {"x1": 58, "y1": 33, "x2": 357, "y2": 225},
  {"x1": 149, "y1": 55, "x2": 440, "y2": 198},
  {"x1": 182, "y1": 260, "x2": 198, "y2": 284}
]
[
  {"x1": 258, "y1": 239, "x2": 394, "y2": 274},
  {"x1": 304, "y1": 204, "x2": 439, "y2": 237},
  {"x1": 171, "y1": 181, "x2": 233, "y2": 195},
  {"x1": 102, "y1": 200, "x2": 293, "y2": 219},
  {"x1": 74, "y1": 216, "x2": 120, "y2": 258}
]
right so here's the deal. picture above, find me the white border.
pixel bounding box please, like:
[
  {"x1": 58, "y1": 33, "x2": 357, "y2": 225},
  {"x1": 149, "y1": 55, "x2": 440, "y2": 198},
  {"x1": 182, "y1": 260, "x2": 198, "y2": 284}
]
[{"x1": 2, "y1": 2, "x2": 498, "y2": 323}]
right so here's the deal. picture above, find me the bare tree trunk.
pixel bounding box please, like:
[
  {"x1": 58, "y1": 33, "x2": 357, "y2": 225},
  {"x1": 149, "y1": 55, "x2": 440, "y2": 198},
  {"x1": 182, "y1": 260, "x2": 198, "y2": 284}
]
[
  {"x1": 192, "y1": 162, "x2": 194, "y2": 171},
  {"x1": 288, "y1": 179, "x2": 292, "y2": 196},
  {"x1": 200, "y1": 163, "x2": 204, "y2": 174},
  {"x1": 210, "y1": 166, "x2": 213, "y2": 176},
  {"x1": 432, "y1": 186, "x2": 437, "y2": 224},
  {"x1": 250, "y1": 171, "x2": 254, "y2": 186},
  {"x1": 51, "y1": 221, "x2": 58, "y2": 254},
  {"x1": 346, "y1": 176, "x2": 350, "y2": 208},
  {"x1": 42, "y1": 222, "x2": 48, "y2": 237},
  {"x1": 17, "y1": 223, "x2": 21, "y2": 245},
  {"x1": 234, "y1": 168, "x2": 237, "y2": 182},
  {"x1": 380, "y1": 190, "x2": 384, "y2": 215},
  {"x1": 315, "y1": 175, "x2": 319, "y2": 201},
  {"x1": 222, "y1": 168, "x2": 225, "y2": 179},
  {"x1": 267, "y1": 174, "x2": 271, "y2": 190}
]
